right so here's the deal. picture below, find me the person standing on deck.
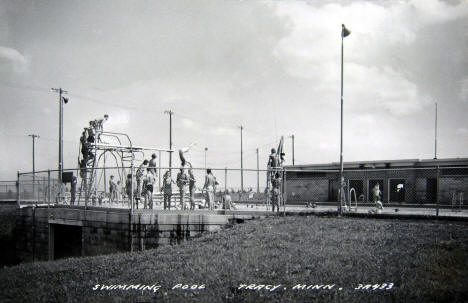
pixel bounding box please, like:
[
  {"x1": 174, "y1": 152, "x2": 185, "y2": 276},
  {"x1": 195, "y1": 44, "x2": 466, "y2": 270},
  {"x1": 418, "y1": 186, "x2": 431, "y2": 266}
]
[
  {"x1": 188, "y1": 168, "x2": 196, "y2": 210},
  {"x1": 203, "y1": 169, "x2": 217, "y2": 210},
  {"x1": 148, "y1": 153, "x2": 158, "y2": 177},
  {"x1": 177, "y1": 167, "x2": 189, "y2": 210},
  {"x1": 163, "y1": 171, "x2": 175, "y2": 210}
]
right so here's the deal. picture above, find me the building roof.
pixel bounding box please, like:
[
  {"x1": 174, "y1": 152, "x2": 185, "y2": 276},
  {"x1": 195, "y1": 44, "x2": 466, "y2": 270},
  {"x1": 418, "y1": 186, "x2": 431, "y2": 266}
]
[{"x1": 284, "y1": 157, "x2": 468, "y2": 170}]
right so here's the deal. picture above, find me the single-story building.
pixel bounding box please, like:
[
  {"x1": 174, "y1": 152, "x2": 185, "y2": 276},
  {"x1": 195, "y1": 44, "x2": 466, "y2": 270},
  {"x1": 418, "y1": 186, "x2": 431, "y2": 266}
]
[{"x1": 284, "y1": 158, "x2": 468, "y2": 205}]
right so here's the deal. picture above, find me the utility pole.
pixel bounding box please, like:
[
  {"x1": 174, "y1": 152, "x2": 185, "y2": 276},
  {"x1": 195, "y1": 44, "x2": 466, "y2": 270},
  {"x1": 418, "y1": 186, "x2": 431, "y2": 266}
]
[
  {"x1": 289, "y1": 135, "x2": 295, "y2": 165},
  {"x1": 434, "y1": 102, "x2": 439, "y2": 216},
  {"x1": 164, "y1": 110, "x2": 174, "y2": 172},
  {"x1": 204, "y1": 147, "x2": 208, "y2": 170},
  {"x1": 238, "y1": 125, "x2": 244, "y2": 192},
  {"x1": 434, "y1": 102, "x2": 438, "y2": 160},
  {"x1": 256, "y1": 147, "x2": 259, "y2": 193},
  {"x1": 29, "y1": 134, "x2": 40, "y2": 198},
  {"x1": 51, "y1": 88, "x2": 68, "y2": 182}
]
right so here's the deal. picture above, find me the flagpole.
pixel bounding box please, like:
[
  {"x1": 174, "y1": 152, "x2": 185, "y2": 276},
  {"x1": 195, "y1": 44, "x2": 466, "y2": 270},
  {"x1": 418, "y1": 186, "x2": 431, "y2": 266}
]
[{"x1": 339, "y1": 24, "x2": 350, "y2": 215}]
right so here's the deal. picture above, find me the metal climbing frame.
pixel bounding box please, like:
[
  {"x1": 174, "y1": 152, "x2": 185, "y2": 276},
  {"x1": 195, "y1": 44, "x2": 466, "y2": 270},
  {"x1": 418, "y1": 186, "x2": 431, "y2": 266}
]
[{"x1": 78, "y1": 129, "x2": 173, "y2": 213}]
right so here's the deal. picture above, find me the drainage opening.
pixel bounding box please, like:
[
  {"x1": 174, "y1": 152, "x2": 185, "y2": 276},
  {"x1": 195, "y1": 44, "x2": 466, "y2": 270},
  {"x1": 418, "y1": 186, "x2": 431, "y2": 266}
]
[{"x1": 52, "y1": 224, "x2": 82, "y2": 260}]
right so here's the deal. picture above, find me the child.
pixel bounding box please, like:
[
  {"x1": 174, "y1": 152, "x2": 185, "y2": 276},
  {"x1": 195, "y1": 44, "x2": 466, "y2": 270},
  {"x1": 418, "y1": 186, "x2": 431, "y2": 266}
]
[
  {"x1": 163, "y1": 171, "x2": 175, "y2": 210},
  {"x1": 271, "y1": 172, "x2": 282, "y2": 213},
  {"x1": 222, "y1": 190, "x2": 235, "y2": 210}
]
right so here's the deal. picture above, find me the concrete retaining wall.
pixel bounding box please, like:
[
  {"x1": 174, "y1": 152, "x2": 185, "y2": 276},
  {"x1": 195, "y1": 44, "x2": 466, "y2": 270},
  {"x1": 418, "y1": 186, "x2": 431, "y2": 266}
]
[{"x1": 15, "y1": 206, "x2": 256, "y2": 263}]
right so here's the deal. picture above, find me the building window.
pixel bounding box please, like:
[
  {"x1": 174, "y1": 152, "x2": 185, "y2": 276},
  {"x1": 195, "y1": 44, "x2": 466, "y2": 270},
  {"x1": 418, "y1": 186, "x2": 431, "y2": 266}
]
[{"x1": 389, "y1": 179, "x2": 406, "y2": 202}]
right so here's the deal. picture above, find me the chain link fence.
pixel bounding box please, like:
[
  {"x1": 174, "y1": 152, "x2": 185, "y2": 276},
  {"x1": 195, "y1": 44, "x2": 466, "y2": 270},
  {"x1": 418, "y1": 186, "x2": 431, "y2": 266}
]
[
  {"x1": 285, "y1": 166, "x2": 467, "y2": 216},
  {"x1": 16, "y1": 165, "x2": 467, "y2": 215},
  {"x1": 17, "y1": 167, "x2": 271, "y2": 209},
  {"x1": 0, "y1": 181, "x2": 17, "y2": 201}
]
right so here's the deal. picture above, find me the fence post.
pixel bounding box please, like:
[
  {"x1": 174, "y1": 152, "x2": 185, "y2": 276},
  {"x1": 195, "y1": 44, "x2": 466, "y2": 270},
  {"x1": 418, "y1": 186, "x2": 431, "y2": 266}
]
[
  {"x1": 47, "y1": 170, "x2": 51, "y2": 208},
  {"x1": 131, "y1": 163, "x2": 134, "y2": 215},
  {"x1": 436, "y1": 165, "x2": 440, "y2": 217},
  {"x1": 158, "y1": 151, "x2": 162, "y2": 192},
  {"x1": 283, "y1": 168, "x2": 287, "y2": 216},
  {"x1": 130, "y1": 163, "x2": 134, "y2": 253},
  {"x1": 16, "y1": 171, "x2": 20, "y2": 208},
  {"x1": 43, "y1": 176, "x2": 46, "y2": 204},
  {"x1": 224, "y1": 167, "x2": 227, "y2": 193}
]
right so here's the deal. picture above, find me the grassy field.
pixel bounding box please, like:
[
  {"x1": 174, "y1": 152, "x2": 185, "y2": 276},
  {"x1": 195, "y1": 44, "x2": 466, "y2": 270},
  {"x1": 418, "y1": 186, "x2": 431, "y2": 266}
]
[{"x1": 0, "y1": 215, "x2": 467, "y2": 302}]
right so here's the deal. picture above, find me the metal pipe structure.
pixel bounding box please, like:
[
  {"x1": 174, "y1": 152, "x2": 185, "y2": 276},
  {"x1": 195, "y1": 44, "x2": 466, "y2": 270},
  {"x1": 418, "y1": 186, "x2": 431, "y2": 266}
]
[{"x1": 339, "y1": 24, "x2": 350, "y2": 215}]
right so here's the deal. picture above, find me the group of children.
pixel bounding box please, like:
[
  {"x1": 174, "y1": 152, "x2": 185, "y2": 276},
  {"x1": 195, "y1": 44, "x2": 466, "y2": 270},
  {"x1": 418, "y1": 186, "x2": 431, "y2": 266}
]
[
  {"x1": 126, "y1": 153, "x2": 158, "y2": 209},
  {"x1": 119, "y1": 144, "x2": 229, "y2": 211}
]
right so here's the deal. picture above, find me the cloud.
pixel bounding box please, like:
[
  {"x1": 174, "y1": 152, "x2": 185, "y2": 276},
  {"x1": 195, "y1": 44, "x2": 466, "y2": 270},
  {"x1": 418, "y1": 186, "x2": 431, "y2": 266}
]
[
  {"x1": 460, "y1": 77, "x2": 468, "y2": 102},
  {"x1": 0, "y1": 46, "x2": 28, "y2": 71},
  {"x1": 346, "y1": 64, "x2": 430, "y2": 115},
  {"x1": 182, "y1": 118, "x2": 196, "y2": 129},
  {"x1": 210, "y1": 126, "x2": 237, "y2": 137},
  {"x1": 104, "y1": 111, "x2": 130, "y2": 131}
]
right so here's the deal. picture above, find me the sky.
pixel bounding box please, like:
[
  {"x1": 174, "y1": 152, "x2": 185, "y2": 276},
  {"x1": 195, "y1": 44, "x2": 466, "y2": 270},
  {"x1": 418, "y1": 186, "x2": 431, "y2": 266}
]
[{"x1": 1, "y1": 0, "x2": 468, "y2": 181}]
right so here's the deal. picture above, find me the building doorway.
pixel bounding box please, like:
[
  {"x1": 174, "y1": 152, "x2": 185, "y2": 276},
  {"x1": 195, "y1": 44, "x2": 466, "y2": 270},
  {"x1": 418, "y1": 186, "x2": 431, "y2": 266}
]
[
  {"x1": 328, "y1": 180, "x2": 339, "y2": 202},
  {"x1": 426, "y1": 178, "x2": 437, "y2": 203},
  {"x1": 389, "y1": 179, "x2": 406, "y2": 202}
]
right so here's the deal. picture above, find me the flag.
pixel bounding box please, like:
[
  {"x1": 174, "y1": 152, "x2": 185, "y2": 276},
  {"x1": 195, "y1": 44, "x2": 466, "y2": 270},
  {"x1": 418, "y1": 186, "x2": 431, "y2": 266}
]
[{"x1": 342, "y1": 24, "x2": 351, "y2": 38}]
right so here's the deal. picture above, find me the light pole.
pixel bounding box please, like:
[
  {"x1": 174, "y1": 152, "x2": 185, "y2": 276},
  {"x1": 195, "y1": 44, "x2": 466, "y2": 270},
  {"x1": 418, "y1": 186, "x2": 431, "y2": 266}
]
[
  {"x1": 29, "y1": 134, "x2": 40, "y2": 198},
  {"x1": 289, "y1": 135, "x2": 295, "y2": 165},
  {"x1": 256, "y1": 147, "x2": 259, "y2": 193},
  {"x1": 434, "y1": 102, "x2": 438, "y2": 160},
  {"x1": 164, "y1": 110, "x2": 174, "y2": 172},
  {"x1": 204, "y1": 147, "x2": 208, "y2": 170},
  {"x1": 51, "y1": 88, "x2": 68, "y2": 182},
  {"x1": 339, "y1": 24, "x2": 351, "y2": 215},
  {"x1": 238, "y1": 125, "x2": 244, "y2": 192},
  {"x1": 28, "y1": 134, "x2": 40, "y2": 175}
]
